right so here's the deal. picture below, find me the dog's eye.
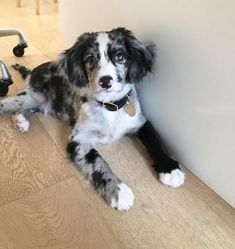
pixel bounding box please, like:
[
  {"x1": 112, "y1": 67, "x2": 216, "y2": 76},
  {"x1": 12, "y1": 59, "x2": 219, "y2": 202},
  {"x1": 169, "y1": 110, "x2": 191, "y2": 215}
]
[
  {"x1": 85, "y1": 55, "x2": 95, "y2": 64},
  {"x1": 114, "y1": 51, "x2": 124, "y2": 62}
]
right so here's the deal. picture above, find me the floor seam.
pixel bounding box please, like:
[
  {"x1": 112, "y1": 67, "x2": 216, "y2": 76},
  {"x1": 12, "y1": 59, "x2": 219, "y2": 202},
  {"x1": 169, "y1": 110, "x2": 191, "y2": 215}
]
[{"x1": 0, "y1": 174, "x2": 76, "y2": 209}]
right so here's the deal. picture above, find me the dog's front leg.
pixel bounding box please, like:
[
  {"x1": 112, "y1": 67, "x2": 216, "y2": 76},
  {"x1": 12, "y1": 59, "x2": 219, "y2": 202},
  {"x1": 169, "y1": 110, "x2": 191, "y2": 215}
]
[
  {"x1": 137, "y1": 121, "x2": 185, "y2": 188},
  {"x1": 66, "y1": 128, "x2": 134, "y2": 211}
]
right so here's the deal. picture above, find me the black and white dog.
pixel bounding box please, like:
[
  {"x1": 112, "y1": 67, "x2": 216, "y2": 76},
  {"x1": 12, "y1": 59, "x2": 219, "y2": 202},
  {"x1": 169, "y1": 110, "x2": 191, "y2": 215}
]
[{"x1": 0, "y1": 28, "x2": 184, "y2": 211}]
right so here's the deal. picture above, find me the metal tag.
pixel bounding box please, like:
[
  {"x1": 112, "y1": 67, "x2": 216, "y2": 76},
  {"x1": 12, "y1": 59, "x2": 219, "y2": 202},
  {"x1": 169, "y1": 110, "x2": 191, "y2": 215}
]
[{"x1": 124, "y1": 100, "x2": 136, "y2": 117}]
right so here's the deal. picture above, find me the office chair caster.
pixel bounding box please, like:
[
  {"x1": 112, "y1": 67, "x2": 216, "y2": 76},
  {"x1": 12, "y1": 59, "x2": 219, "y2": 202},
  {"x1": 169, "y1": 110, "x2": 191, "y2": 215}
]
[
  {"x1": 0, "y1": 60, "x2": 13, "y2": 97},
  {"x1": 13, "y1": 43, "x2": 27, "y2": 57},
  {"x1": 0, "y1": 81, "x2": 11, "y2": 97},
  {"x1": 0, "y1": 29, "x2": 28, "y2": 96},
  {"x1": 0, "y1": 29, "x2": 28, "y2": 57}
]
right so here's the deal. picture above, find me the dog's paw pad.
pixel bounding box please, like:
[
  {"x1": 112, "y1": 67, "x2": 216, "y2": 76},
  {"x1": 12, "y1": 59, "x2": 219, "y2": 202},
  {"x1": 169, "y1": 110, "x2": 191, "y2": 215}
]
[
  {"x1": 159, "y1": 168, "x2": 185, "y2": 188},
  {"x1": 12, "y1": 114, "x2": 30, "y2": 133},
  {"x1": 110, "y1": 183, "x2": 134, "y2": 211}
]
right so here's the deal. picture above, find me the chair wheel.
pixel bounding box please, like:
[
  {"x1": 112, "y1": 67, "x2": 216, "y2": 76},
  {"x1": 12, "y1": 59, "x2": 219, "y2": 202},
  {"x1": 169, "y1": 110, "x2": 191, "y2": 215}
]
[
  {"x1": 13, "y1": 44, "x2": 25, "y2": 57},
  {"x1": 0, "y1": 84, "x2": 9, "y2": 97}
]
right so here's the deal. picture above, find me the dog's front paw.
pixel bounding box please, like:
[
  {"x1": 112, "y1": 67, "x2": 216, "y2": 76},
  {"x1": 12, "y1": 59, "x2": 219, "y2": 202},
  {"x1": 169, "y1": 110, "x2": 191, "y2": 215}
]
[
  {"x1": 159, "y1": 168, "x2": 185, "y2": 188},
  {"x1": 109, "y1": 183, "x2": 135, "y2": 211},
  {"x1": 12, "y1": 113, "x2": 30, "y2": 133}
]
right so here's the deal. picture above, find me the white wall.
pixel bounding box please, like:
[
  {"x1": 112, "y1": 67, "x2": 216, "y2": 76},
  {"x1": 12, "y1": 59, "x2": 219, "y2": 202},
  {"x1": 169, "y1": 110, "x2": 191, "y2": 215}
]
[{"x1": 59, "y1": 0, "x2": 235, "y2": 207}]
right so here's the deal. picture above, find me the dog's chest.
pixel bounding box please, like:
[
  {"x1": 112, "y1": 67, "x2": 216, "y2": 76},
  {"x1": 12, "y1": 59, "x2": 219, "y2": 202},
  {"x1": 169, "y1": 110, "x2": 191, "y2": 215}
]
[
  {"x1": 82, "y1": 90, "x2": 146, "y2": 144},
  {"x1": 90, "y1": 99, "x2": 145, "y2": 143},
  {"x1": 102, "y1": 107, "x2": 143, "y2": 140}
]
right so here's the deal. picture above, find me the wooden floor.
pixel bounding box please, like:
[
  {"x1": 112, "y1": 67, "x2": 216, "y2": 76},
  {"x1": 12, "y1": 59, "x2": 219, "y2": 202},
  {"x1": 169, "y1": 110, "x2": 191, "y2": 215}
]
[{"x1": 0, "y1": 1, "x2": 234, "y2": 248}]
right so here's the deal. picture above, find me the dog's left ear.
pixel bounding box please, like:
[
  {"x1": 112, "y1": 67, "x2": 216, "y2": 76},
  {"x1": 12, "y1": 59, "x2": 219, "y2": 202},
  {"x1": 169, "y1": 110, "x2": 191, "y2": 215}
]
[
  {"x1": 59, "y1": 33, "x2": 93, "y2": 87},
  {"x1": 126, "y1": 39, "x2": 156, "y2": 83}
]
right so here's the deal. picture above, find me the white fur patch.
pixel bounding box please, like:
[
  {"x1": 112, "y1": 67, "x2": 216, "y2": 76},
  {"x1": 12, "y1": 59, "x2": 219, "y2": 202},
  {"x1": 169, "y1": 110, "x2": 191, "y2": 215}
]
[
  {"x1": 96, "y1": 33, "x2": 121, "y2": 92},
  {"x1": 159, "y1": 169, "x2": 185, "y2": 188},
  {"x1": 110, "y1": 183, "x2": 135, "y2": 211},
  {"x1": 12, "y1": 113, "x2": 30, "y2": 133}
]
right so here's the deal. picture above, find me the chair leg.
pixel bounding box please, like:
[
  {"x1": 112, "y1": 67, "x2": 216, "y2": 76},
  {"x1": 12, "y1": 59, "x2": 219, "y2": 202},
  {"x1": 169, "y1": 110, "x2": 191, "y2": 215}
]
[
  {"x1": 17, "y1": 0, "x2": 56, "y2": 15},
  {"x1": 16, "y1": 0, "x2": 21, "y2": 7},
  {"x1": 35, "y1": 0, "x2": 40, "y2": 15}
]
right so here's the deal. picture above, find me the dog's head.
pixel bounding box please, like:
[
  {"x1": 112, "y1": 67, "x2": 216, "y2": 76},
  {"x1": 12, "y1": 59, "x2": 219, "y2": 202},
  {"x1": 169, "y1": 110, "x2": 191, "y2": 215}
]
[{"x1": 61, "y1": 28, "x2": 155, "y2": 96}]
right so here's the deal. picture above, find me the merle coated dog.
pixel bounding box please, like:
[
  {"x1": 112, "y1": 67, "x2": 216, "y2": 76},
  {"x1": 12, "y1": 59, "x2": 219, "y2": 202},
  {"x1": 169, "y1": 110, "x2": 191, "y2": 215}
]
[{"x1": 0, "y1": 28, "x2": 184, "y2": 211}]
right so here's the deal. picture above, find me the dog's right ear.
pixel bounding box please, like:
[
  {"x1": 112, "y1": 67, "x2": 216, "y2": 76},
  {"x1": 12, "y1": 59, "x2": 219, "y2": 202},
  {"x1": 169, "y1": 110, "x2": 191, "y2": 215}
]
[
  {"x1": 59, "y1": 33, "x2": 94, "y2": 87},
  {"x1": 126, "y1": 40, "x2": 156, "y2": 83},
  {"x1": 112, "y1": 28, "x2": 156, "y2": 83}
]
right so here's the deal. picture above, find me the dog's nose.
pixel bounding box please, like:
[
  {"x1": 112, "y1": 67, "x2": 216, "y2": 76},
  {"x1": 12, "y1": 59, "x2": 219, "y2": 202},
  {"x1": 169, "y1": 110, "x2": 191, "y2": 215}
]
[{"x1": 99, "y1": 76, "x2": 113, "y2": 89}]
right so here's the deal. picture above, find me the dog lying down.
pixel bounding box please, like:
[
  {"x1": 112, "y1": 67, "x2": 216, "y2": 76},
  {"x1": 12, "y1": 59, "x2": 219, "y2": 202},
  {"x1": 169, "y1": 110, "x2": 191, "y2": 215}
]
[{"x1": 0, "y1": 28, "x2": 184, "y2": 211}]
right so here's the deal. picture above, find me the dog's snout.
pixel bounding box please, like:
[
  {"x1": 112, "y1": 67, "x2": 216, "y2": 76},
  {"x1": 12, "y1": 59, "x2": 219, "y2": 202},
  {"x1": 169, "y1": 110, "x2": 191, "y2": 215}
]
[
  {"x1": 99, "y1": 76, "x2": 113, "y2": 89},
  {"x1": 99, "y1": 75, "x2": 113, "y2": 84}
]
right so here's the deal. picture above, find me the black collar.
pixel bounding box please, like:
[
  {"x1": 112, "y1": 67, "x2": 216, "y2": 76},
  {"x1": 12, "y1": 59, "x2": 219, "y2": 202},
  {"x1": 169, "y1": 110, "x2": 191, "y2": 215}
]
[{"x1": 97, "y1": 90, "x2": 131, "y2": 111}]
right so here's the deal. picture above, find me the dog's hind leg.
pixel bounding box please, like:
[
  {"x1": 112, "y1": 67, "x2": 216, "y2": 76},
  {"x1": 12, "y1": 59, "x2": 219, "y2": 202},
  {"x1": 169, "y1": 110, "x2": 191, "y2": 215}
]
[
  {"x1": 12, "y1": 107, "x2": 40, "y2": 133},
  {"x1": 0, "y1": 89, "x2": 44, "y2": 114}
]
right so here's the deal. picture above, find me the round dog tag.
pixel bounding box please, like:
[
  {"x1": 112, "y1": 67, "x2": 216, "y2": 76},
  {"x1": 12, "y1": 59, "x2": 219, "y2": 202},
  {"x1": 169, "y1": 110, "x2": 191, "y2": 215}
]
[{"x1": 125, "y1": 101, "x2": 136, "y2": 117}]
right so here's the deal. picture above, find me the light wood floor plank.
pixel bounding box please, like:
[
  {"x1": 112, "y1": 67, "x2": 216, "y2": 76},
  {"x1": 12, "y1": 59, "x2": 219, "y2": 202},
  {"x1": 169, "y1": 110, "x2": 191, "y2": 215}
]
[
  {"x1": 0, "y1": 114, "x2": 75, "y2": 206},
  {"x1": 0, "y1": 177, "x2": 122, "y2": 249}
]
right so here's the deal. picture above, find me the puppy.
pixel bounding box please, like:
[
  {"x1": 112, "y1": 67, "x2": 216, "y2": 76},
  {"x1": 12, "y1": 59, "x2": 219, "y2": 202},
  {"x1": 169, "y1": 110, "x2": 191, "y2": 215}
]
[{"x1": 0, "y1": 28, "x2": 184, "y2": 211}]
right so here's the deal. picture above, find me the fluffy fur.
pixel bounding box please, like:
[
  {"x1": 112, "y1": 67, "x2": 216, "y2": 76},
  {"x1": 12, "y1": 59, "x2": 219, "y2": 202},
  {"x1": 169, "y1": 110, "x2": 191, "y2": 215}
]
[{"x1": 0, "y1": 28, "x2": 184, "y2": 211}]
